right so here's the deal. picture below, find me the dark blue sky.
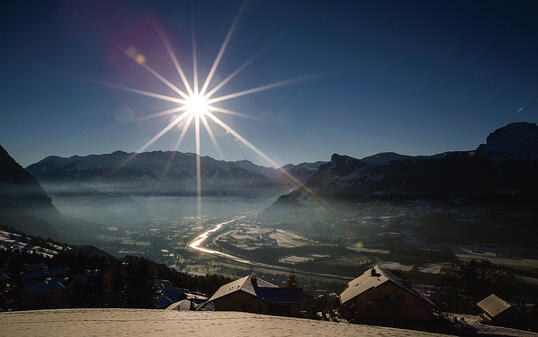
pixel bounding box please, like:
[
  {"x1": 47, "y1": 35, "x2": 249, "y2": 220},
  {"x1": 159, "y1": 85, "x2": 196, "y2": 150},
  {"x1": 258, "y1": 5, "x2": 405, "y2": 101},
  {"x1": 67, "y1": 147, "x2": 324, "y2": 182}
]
[{"x1": 1, "y1": 0, "x2": 537, "y2": 167}]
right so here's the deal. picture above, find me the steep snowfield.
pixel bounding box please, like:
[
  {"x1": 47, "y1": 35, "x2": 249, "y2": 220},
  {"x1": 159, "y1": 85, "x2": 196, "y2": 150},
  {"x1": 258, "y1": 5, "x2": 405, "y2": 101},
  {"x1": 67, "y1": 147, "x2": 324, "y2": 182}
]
[{"x1": 0, "y1": 309, "x2": 454, "y2": 337}]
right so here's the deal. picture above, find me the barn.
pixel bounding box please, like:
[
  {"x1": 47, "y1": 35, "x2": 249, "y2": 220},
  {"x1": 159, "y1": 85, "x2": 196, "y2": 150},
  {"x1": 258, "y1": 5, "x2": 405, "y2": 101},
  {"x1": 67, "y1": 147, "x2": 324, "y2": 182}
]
[{"x1": 340, "y1": 266, "x2": 436, "y2": 322}]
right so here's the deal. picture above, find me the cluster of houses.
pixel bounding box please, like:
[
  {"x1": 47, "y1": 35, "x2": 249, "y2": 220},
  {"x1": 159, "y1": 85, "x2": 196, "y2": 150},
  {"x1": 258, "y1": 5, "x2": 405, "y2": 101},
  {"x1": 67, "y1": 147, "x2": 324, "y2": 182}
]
[
  {"x1": 1, "y1": 259, "x2": 523, "y2": 329},
  {"x1": 160, "y1": 265, "x2": 522, "y2": 329},
  {"x1": 0, "y1": 230, "x2": 70, "y2": 258},
  {"x1": 0, "y1": 262, "x2": 102, "y2": 309},
  {"x1": 20, "y1": 262, "x2": 70, "y2": 308},
  {"x1": 153, "y1": 279, "x2": 208, "y2": 309}
]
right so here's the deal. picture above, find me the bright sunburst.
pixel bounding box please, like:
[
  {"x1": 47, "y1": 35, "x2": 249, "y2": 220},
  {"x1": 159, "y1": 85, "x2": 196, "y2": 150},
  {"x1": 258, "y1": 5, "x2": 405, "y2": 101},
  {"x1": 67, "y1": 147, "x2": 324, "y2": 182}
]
[
  {"x1": 184, "y1": 94, "x2": 209, "y2": 119},
  {"x1": 107, "y1": 3, "x2": 314, "y2": 219}
]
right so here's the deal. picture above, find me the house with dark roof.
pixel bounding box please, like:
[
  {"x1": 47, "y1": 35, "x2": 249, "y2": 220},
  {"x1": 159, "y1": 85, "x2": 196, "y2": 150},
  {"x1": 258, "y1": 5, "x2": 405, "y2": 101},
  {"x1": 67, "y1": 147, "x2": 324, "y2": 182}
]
[
  {"x1": 200, "y1": 275, "x2": 302, "y2": 316},
  {"x1": 340, "y1": 266, "x2": 435, "y2": 322},
  {"x1": 0, "y1": 272, "x2": 10, "y2": 283},
  {"x1": 21, "y1": 278, "x2": 67, "y2": 308},
  {"x1": 476, "y1": 294, "x2": 522, "y2": 328},
  {"x1": 50, "y1": 266, "x2": 70, "y2": 277},
  {"x1": 153, "y1": 279, "x2": 171, "y2": 289},
  {"x1": 155, "y1": 285, "x2": 186, "y2": 309},
  {"x1": 24, "y1": 262, "x2": 48, "y2": 272},
  {"x1": 23, "y1": 269, "x2": 49, "y2": 281}
]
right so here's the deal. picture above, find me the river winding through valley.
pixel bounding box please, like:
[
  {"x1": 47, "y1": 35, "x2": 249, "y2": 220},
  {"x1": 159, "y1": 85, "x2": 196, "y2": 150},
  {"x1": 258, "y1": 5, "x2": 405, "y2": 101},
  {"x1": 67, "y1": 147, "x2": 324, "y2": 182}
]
[{"x1": 188, "y1": 216, "x2": 352, "y2": 280}]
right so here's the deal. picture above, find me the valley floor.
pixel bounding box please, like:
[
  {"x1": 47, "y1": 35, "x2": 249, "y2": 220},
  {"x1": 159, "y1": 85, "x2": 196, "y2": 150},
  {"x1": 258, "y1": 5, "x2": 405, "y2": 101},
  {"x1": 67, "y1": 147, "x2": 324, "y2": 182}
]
[{"x1": 0, "y1": 308, "x2": 453, "y2": 337}]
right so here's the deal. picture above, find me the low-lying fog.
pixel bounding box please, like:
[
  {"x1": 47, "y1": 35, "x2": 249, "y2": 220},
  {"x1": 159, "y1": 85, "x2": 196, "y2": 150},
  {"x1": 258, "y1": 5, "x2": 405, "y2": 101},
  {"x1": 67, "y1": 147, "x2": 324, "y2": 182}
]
[{"x1": 51, "y1": 194, "x2": 273, "y2": 228}]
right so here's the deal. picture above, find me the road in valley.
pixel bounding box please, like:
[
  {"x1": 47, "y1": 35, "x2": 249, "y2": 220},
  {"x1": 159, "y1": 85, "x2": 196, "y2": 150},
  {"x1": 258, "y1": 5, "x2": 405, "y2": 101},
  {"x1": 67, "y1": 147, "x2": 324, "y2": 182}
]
[{"x1": 188, "y1": 217, "x2": 353, "y2": 280}]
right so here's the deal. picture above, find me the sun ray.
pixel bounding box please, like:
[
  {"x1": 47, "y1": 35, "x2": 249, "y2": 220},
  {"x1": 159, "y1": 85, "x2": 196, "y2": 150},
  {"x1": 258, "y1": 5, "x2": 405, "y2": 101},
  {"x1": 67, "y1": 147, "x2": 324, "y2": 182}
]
[
  {"x1": 161, "y1": 115, "x2": 194, "y2": 178},
  {"x1": 207, "y1": 74, "x2": 318, "y2": 104},
  {"x1": 207, "y1": 106, "x2": 255, "y2": 119},
  {"x1": 105, "y1": 9, "x2": 329, "y2": 219},
  {"x1": 199, "y1": 2, "x2": 246, "y2": 96},
  {"x1": 127, "y1": 52, "x2": 190, "y2": 100},
  {"x1": 136, "y1": 106, "x2": 187, "y2": 122},
  {"x1": 192, "y1": 9, "x2": 199, "y2": 95},
  {"x1": 109, "y1": 112, "x2": 189, "y2": 176},
  {"x1": 203, "y1": 50, "x2": 260, "y2": 99},
  {"x1": 103, "y1": 82, "x2": 185, "y2": 104},
  {"x1": 175, "y1": 114, "x2": 194, "y2": 149},
  {"x1": 157, "y1": 28, "x2": 194, "y2": 96},
  {"x1": 205, "y1": 111, "x2": 311, "y2": 190},
  {"x1": 195, "y1": 115, "x2": 202, "y2": 220},
  {"x1": 200, "y1": 114, "x2": 224, "y2": 159}
]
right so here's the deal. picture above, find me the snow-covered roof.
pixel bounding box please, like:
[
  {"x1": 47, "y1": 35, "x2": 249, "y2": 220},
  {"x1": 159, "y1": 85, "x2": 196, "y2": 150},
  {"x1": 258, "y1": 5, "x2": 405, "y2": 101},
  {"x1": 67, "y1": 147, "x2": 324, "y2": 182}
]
[
  {"x1": 0, "y1": 272, "x2": 10, "y2": 282},
  {"x1": 204, "y1": 275, "x2": 301, "y2": 306},
  {"x1": 206, "y1": 275, "x2": 277, "y2": 303},
  {"x1": 477, "y1": 294, "x2": 511, "y2": 318},
  {"x1": 340, "y1": 266, "x2": 435, "y2": 307},
  {"x1": 166, "y1": 299, "x2": 192, "y2": 311},
  {"x1": 155, "y1": 286, "x2": 186, "y2": 309}
]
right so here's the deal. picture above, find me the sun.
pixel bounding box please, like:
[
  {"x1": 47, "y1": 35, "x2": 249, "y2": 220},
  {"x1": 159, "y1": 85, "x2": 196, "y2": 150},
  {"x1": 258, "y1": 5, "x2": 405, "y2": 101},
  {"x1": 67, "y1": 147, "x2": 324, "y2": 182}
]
[
  {"x1": 107, "y1": 3, "x2": 317, "y2": 220},
  {"x1": 185, "y1": 94, "x2": 209, "y2": 118}
]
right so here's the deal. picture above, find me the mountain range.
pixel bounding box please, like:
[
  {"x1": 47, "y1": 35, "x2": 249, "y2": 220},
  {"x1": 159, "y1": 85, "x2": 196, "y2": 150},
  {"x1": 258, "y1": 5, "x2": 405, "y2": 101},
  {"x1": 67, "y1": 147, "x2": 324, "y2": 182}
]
[
  {"x1": 2, "y1": 121, "x2": 537, "y2": 237},
  {"x1": 26, "y1": 151, "x2": 324, "y2": 198},
  {"x1": 265, "y1": 122, "x2": 538, "y2": 215}
]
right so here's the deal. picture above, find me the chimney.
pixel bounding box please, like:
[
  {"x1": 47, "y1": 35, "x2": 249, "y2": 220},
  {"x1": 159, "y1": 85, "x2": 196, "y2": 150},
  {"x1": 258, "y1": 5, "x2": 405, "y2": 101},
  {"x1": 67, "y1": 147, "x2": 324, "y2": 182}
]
[{"x1": 251, "y1": 275, "x2": 258, "y2": 287}]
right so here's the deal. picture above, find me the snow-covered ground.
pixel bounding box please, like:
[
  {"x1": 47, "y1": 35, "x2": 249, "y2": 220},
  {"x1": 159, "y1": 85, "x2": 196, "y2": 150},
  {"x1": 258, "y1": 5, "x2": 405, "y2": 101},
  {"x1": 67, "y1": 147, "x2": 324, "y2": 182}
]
[
  {"x1": 447, "y1": 313, "x2": 537, "y2": 337},
  {"x1": 0, "y1": 309, "x2": 454, "y2": 337},
  {"x1": 0, "y1": 230, "x2": 70, "y2": 258},
  {"x1": 269, "y1": 229, "x2": 310, "y2": 248},
  {"x1": 278, "y1": 255, "x2": 315, "y2": 264}
]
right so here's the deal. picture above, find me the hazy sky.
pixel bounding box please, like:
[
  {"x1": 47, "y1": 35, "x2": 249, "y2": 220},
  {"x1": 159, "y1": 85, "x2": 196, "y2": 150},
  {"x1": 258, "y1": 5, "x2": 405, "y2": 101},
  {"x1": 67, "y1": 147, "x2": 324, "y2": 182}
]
[{"x1": 1, "y1": 0, "x2": 537, "y2": 167}]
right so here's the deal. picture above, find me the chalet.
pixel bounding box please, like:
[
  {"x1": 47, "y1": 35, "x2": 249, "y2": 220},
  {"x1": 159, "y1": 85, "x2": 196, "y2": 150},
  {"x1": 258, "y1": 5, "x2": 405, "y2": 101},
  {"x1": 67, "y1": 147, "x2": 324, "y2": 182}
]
[
  {"x1": 200, "y1": 275, "x2": 302, "y2": 316},
  {"x1": 340, "y1": 266, "x2": 435, "y2": 322},
  {"x1": 476, "y1": 294, "x2": 522, "y2": 328}
]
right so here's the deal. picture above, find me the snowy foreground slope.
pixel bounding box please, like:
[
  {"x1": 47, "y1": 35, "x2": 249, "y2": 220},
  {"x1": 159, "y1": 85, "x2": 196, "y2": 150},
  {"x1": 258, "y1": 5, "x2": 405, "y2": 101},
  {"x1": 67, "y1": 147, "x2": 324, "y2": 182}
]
[{"x1": 0, "y1": 309, "x2": 453, "y2": 337}]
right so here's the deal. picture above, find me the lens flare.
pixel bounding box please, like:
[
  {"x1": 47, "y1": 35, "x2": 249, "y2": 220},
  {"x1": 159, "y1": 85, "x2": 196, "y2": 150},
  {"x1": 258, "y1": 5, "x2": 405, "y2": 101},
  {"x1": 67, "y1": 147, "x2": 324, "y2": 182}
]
[{"x1": 106, "y1": 3, "x2": 321, "y2": 220}]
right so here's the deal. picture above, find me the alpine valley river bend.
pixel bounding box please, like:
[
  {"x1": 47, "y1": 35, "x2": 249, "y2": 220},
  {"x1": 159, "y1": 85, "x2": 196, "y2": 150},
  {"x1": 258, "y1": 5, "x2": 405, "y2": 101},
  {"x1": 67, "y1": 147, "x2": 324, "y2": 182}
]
[{"x1": 188, "y1": 216, "x2": 352, "y2": 280}]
